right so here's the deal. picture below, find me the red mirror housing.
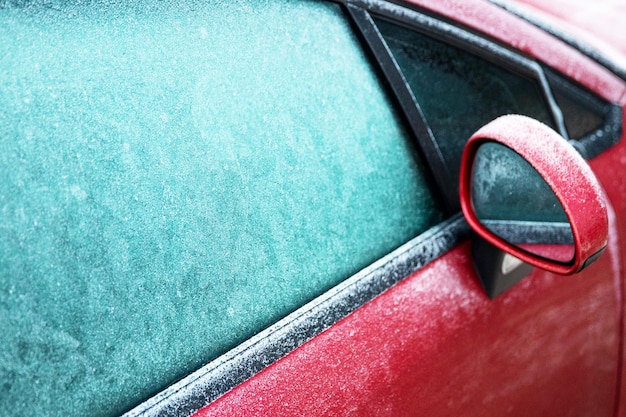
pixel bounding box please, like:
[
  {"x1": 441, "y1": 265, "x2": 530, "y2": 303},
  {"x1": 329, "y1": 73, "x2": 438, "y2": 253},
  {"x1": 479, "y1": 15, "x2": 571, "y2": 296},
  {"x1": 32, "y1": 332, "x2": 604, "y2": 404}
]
[{"x1": 459, "y1": 115, "x2": 608, "y2": 275}]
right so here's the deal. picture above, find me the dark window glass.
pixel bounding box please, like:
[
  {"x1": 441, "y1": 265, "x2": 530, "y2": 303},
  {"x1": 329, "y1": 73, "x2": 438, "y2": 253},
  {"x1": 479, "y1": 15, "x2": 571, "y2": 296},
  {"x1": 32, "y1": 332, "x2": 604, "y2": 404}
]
[
  {"x1": 545, "y1": 70, "x2": 607, "y2": 139},
  {"x1": 553, "y1": 90, "x2": 604, "y2": 139},
  {"x1": 374, "y1": 18, "x2": 555, "y2": 184}
]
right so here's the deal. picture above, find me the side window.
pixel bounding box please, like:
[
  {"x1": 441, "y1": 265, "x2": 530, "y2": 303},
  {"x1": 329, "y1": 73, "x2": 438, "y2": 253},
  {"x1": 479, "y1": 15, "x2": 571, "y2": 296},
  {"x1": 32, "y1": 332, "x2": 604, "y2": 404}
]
[
  {"x1": 0, "y1": 2, "x2": 445, "y2": 417},
  {"x1": 373, "y1": 18, "x2": 556, "y2": 185}
]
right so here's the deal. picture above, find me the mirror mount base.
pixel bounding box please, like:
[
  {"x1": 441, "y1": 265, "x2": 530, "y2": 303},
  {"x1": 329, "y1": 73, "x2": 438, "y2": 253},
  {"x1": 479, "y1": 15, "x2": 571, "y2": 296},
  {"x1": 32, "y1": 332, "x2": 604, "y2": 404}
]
[{"x1": 472, "y1": 234, "x2": 533, "y2": 299}]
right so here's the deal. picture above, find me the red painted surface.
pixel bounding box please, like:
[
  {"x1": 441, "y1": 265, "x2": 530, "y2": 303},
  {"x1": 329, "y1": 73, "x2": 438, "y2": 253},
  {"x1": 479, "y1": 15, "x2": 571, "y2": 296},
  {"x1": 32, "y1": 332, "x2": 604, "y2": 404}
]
[
  {"x1": 459, "y1": 115, "x2": 609, "y2": 275},
  {"x1": 592, "y1": 108, "x2": 626, "y2": 417},
  {"x1": 517, "y1": 243, "x2": 574, "y2": 263},
  {"x1": 508, "y1": 2, "x2": 626, "y2": 415},
  {"x1": 509, "y1": 0, "x2": 626, "y2": 58},
  {"x1": 194, "y1": 242, "x2": 619, "y2": 417},
  {"x1": 190, "y1": 1, "x2": 626, "y2": 416}
]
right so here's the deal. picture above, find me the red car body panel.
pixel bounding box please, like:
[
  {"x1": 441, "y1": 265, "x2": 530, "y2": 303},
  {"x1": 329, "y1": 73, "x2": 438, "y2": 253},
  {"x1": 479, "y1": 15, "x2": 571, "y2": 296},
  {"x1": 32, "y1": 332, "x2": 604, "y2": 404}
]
[
  {"x1": 506, "y1": 0, "x2": 626, "y2": 58},
  {"x1": 594, "y1": 120, "x2": 626, "y2": 417},
  {"x1": 187, "y1": 1, "x2": 626, "y2": 416},
  {"x1": 508, "y1": 2, "x2": 626, "y2": 416},
  {"x1": 489, "y1": 2, "x2": 626, "y2": 412},
  {"x1": 194, "y1": 243, "x2": 619, "y2": 417}
]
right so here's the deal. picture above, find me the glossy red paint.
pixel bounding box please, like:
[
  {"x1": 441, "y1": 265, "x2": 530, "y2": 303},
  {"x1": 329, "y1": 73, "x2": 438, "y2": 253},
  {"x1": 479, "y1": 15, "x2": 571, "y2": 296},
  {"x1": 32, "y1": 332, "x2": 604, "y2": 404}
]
[
  {"x1": 193, "y1": 242, "x2": 619, "y2": 417},
  {"x1": 459, "y1": 115, "x2": 609, "y2": 275}
]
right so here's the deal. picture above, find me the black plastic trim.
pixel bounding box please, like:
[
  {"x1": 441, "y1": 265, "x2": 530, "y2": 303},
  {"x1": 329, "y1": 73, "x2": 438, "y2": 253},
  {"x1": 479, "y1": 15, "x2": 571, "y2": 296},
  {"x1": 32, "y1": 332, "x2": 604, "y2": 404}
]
[
  {"x1": 481, "y1": 220, "x2": 574, "y2": 245},
  {"x1": 489, "y1": 1, "x2": 625, "y2": 158},
  {"x1": 574, "y1": 104, "x2": 623, "y2": 159},
  {"x1": 123, "y1": 215, "x2": 470, "y2": 417},
  {"x1": 349, "y1": 0, "x2": 626, "y2": 161},
  {"x1": 471, "y1": 234, "x2": 533, "y2": 299},
  {"x1": 581, "y1": 245, "x2": 607, "y2": 271},
  {"x1": 350, "y1": 0, "x2": 567, "y2": 136}
]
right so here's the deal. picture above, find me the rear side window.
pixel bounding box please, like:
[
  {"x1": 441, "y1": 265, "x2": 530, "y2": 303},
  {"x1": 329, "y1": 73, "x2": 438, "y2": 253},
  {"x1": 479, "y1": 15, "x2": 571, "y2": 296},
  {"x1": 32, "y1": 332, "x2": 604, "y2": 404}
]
[
  {"x1": 373, "y1": 18, "x2": 556, "y2": 184},
  {"x1": 0, "y1": 2, "x2": 444, "y2": 416}
]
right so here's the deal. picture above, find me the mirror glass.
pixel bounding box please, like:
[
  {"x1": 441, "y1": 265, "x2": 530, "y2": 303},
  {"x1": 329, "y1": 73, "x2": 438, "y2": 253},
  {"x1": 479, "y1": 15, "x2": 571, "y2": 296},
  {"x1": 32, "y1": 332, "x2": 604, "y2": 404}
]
[{"x1": 471, "y1": 142, "x2": 574, "y2": 263}]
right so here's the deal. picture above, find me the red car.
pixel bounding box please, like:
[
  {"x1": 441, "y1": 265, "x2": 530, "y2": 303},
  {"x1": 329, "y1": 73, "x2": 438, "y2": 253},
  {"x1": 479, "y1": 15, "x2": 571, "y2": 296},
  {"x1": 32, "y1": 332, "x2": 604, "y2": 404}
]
[{"x1": 1, "y1": 0, "x2": 625, "y2": 416}]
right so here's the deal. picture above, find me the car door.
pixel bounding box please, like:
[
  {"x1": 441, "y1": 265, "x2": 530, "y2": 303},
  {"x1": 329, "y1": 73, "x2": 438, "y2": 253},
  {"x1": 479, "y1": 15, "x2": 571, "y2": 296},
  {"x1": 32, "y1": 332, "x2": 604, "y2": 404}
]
[{"x1": 1, "y1": 1, "x2": 624, "y2": 417}]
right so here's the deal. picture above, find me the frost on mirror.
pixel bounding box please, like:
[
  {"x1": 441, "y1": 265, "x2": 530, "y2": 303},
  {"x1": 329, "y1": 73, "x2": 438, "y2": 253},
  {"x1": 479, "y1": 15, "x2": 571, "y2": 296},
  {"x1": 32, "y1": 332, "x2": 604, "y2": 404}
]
[{"x1": 471, "y1": 142, "x2": 574, "y2": 263}]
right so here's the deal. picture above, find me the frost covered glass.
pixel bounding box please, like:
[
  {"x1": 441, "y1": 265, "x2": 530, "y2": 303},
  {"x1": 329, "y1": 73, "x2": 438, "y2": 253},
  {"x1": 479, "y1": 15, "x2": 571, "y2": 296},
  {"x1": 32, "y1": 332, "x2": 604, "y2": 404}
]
[
  {"x1": 374, "y1": 18, "x2": 555, "y2": 187},
  {"x1": 0, "y1": 2, "x2": 444, "y2": 417},
  {"x1": 472, "y1": 142, "x2": 574, "y2": 262}
]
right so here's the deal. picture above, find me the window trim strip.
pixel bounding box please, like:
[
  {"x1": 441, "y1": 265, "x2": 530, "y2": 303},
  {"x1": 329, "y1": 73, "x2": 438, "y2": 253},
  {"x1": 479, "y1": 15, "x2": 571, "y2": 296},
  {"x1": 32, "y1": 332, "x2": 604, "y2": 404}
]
[{"x1": 544, "y1": 68, "x2": 623, "y2": 159}]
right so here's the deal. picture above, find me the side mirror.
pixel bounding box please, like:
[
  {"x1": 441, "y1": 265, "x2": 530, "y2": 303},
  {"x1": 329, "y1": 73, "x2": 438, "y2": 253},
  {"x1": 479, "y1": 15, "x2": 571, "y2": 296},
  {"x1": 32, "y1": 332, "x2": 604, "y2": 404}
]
[{"x1": 459, "y1": 115, "x2": 608, "y2": 281}]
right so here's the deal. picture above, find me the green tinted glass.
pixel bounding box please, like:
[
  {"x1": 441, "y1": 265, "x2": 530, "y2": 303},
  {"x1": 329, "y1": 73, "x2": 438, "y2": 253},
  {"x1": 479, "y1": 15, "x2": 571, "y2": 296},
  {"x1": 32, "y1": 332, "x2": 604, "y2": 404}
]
[{"x1": 0, "y1": 2, "x2": 444, "y2": 416}]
